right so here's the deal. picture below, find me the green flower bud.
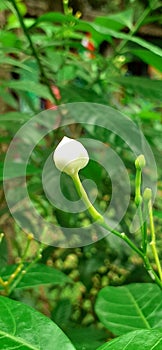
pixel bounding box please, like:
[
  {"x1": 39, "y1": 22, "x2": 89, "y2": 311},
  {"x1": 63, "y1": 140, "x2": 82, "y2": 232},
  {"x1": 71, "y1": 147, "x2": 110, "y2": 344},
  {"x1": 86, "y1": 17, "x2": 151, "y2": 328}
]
[
  {"x1": 143, "y1": 187, "x2": 152, "y2": 201},
  {"x1": 135, "y1": 154, "x2": 146, "y2": 169}
]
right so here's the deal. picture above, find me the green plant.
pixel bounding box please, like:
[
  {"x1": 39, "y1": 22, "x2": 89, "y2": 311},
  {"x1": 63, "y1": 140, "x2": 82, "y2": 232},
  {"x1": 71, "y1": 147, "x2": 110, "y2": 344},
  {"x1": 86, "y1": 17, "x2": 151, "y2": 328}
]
[{"x1": 1, "y1": 0, "x2": 162, "y2": 348}]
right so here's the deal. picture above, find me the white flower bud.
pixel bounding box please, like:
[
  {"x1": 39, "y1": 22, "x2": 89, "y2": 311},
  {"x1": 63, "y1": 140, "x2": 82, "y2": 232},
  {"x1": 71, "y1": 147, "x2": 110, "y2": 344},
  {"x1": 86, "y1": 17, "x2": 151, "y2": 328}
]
[{"x1": 53, "y1": 136, "x2": 89, "y2": 176}]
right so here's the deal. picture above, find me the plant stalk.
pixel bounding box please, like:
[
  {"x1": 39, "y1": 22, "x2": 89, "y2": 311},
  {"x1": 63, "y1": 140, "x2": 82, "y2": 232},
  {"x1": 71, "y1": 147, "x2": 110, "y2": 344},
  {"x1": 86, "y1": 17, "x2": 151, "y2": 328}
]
[
  {"x1": 71, "y1": 171, "x2": 162, "y2": 290},
  {"x1": 148, "y1": 199, "x2": 162, "y2": 281}
]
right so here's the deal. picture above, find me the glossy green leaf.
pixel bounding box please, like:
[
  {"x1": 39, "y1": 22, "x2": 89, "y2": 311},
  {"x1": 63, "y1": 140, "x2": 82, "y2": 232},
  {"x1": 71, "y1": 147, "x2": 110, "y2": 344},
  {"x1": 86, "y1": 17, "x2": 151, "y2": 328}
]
[
  {"x1": 1, "y1": 263, "x2": 70, "y2": 289},
  {"x1": 97, "y1": 329, "x2": 162, "y2": 350},
  {"x1": 95, "y1": 283, "x2": 162, "y2": 336},
  {"x1": 0, "y1": 296, "x2": 76, "y2": 349}
]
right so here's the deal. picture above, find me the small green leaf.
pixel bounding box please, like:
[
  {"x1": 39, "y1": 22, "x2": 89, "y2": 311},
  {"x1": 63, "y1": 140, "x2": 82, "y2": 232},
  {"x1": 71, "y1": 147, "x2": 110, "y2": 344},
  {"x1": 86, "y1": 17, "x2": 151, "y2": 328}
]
[
  {"x1": 97, "y1": 329, "x2": 162, "y2": 350},
  {"x1": 0, "y1": 296, "x2": 76, "y2": 350},
  {"x1": 95, "y1": 283, "x2": 162, "y2": 336}
]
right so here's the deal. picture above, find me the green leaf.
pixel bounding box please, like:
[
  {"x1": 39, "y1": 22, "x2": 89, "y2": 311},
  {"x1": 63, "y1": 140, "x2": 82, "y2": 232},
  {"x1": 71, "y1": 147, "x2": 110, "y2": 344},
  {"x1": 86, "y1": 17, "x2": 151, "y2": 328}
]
[
  {"x1": 67, "y1": 326, "x2": 108, "y2": 350},
  {"x1": 114, "y1": 76, "x2": 162, "y2": 100},
  {"x1": 1, "y1": 263, "x2": 70, "y2": 289},
  {"x1": 0, "y1": 30, "x2": 18, "y2": 48},
  {"x1": 0, "y1": 296, "x2": 76, "y2": 350},
  {"x1": 33, "y1": 12, "x2": 77, "y2": 26},
  {"x1": 138, "y1": 110, "x2": 161, "y2": 120},
  {"x1": 75, "y1": 20, "x2": 162, "y2": 58},
  {"x1": 97, "y1": 329, "x2": 162, "y2": 350},
  {"x1": 0, "y1": 0, "x2": 9, "y2": 10},
  {"x1": 52, "y1": 298, "x2": 72, "y2": 328},
  {"x1": 0, "y1": 55, "x2": 36, "y2": 71},
  {"x1": 95, "y1": 283, "x2": 162, "y2": 336},
  {"x1": 60, "y1": 85, "x2": 107, "y2": 104},
  {"x1": 131, "y1": 49, "x2": 162, "y2": 73},
  {"x1": 95, "y1": 9, "x2": 134, "y2": 30}
]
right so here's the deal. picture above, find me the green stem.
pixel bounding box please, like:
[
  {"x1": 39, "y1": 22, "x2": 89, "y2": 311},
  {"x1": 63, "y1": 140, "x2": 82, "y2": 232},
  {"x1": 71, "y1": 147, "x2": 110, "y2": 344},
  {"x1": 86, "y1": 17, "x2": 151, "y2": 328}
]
[
  {"x1": 9, "y1": 0, "x2": 58, "y2": 105},
  {"x1": 99, "y1": 220, "x2": 144, "y2": 259},
  {"x1": 72, "y1": 172, "x2": 143, "y2": 257},
  {"x1": 72, "y1": 172, "x2": 103, "y2": 222},
  {"x1": 8, "y1": 243, "x2": 44, "y2": 296},
  {"x1": 135, "y1": 168, "x2": 142, "y2": 206},
  {"x1": 0, "y1": 233, "x2": 4, "y2": 245},
  {"x1": 0, "y1": 277, "x2": 5, "y2": 288},
  {"x1": 143, "y1": 255, "x2": 162, "y2": 290},
  {"x1": 71, "y1": 171, "x2": 162, "y2": 290},
  {"x1": 135, "y1": 167, "x2": 147, "y2": 253},
  {"x1": 0, "y1": 234, "x2": 6, "y2": 289},
  {"x1": 148, "y1": 199, "x2": 162, "y2": 281},
  {"x1": 63, "y1": 0, "x2": 69, "y2": 16}
]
